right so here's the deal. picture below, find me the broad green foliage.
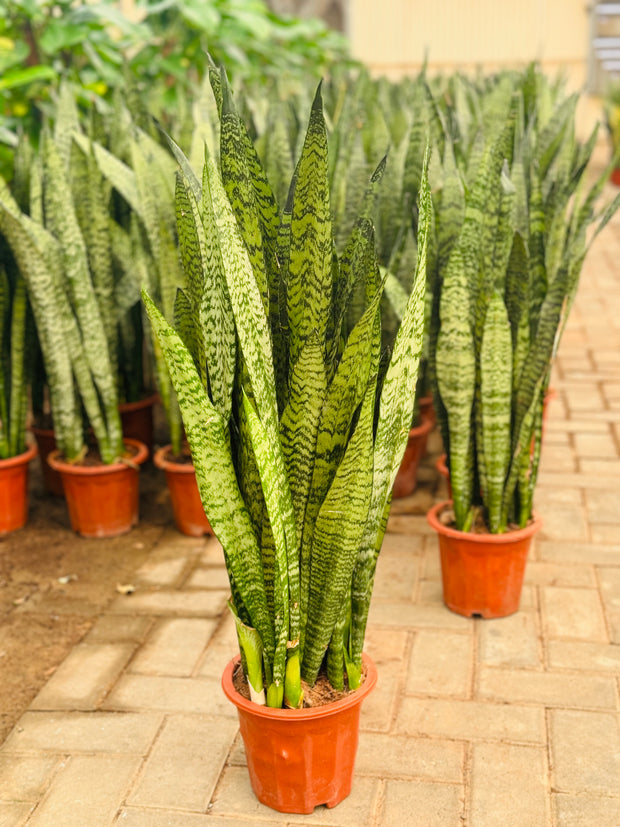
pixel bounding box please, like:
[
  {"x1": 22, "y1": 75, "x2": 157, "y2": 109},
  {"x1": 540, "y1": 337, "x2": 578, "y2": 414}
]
[{"x1": 144, "y1": 76, "x2": 430, "y2": 705}]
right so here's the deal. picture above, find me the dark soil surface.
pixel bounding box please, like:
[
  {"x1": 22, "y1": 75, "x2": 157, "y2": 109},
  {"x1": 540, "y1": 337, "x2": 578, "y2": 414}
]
[{"x1": 0, "y1": 451, "x2": 171, "y2": 744}]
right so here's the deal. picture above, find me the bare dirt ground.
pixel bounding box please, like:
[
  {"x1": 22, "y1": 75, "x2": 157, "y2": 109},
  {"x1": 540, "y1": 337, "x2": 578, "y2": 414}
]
[{"x1": 0, "y1": 452, "x2": 172, "y2": 744}]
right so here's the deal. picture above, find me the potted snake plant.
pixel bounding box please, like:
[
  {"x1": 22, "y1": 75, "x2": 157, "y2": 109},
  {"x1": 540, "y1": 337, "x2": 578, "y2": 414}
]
[
  {"x1": 0, "y1": 240, "x2": 37, "y2": 534},
  {"x1": 144, "y1": 73, "x2": 430, "y2": 814},
  {"x1": 427, "y1": 81, "x2": 620, "y2": 618},
  {"x1": 0, "y1": 128, "x2": 149, "y2": 537}
]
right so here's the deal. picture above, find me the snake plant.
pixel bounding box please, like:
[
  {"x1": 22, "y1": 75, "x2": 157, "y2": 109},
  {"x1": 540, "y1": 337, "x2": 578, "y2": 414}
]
[
  {"x1": 432, "y1": 75, "x2": 620, "y2": 534},
  {"x1": 0, "y1": 121, "x2": 125, "y2": 464},
  {"x1": 144, "y1": 75, "x2": 430, "y2": 707}
]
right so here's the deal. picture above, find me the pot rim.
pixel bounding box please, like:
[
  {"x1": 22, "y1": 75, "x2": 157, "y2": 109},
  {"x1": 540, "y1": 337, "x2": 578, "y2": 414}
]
[
  {"x1": 118, "y1": 392, "x2": 160, "y2": 413},
  {"x1": 153, "y1": 444, "x2": 196, "y2": 474},
  {"x1": 0, "y1": 441, "x2": 38, "y2": 468},
  {"x1": 221, "y1": 653, "x2": 377, "y2": 721},
  {"x1": 409, "y1": 416, "x2": 434, "y2": 438},
  {"x1": 47, "y1": 438, "x2": 148, "y2": 476},
  {"x1": 427, "y1": 499, "x2": 543, "y2": 544}
]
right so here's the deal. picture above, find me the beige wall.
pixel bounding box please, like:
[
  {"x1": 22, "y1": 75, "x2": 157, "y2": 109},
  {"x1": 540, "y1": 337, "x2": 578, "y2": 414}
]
[{"x1": 348, "y1": 0, "x2": 590, "y2": 90}]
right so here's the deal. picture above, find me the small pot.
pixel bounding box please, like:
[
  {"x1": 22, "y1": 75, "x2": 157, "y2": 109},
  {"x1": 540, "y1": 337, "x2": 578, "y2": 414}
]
[
  {"x1": 153, "y1": 444, "x2": 212, "y2": 537},
  {"x1": 0, "y1": 442, "x2": 38, "y2": 535},
  {"x1": 611, "y1": 167, "x2": 620, "y2": 186},
  {"x1": 427, "y1": 500, "x2": 543, "y2": 618},
  {"x1": 48, "y1": 439, "x2": 148, "y2": 538},
  {"x1": 119, "y1": 393, "x2": 158, "y2": 455},
  {"x1": 221, "y1": 654, "x2": 377, "y2": 814},
  {"x1": 417, "y1": 394, "x2": 436, "y2": 426},
  {"x1": 435, "y1": 453, "x2": 452, "y2": 498},
  {"x1": 30, "y1": 425, "x2": 64, "y2": 496},
  {"x1": 392, "y1": 416, "x2": 434, "y2": 498}
]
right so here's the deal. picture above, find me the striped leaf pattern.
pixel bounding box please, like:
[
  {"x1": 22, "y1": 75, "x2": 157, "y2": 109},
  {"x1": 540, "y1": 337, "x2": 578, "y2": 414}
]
[
  {"x1": 287, "y1": 84, "x2": 332, "y2": 369},
  {"x1": 480, "y1": 292, "x2": 512, "y2": 532}
]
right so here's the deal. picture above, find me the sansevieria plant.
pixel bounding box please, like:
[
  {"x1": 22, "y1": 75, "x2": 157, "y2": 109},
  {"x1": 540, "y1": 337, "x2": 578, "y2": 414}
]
[
  {"x1": 432, "y1": 83, "x2": 620, "y2": 535},
  {"x1": 144, "y1": 76, "x2": 430, "y2": 708}
]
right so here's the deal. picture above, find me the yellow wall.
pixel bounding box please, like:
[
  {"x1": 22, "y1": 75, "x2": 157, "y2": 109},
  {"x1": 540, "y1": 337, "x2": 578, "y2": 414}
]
[{"x1": 347, "y1": 0, "x2": 590, "y2": 89}]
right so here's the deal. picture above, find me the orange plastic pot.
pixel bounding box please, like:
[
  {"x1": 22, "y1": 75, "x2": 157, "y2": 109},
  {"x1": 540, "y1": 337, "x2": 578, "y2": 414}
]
[
  {"x1": 392, "y1": 416, "x2": 434, "y2": 498},
  {"x1": 153, "y1": 445, "x2": 212, "y2": 537},
  {"x1": 30, "y1": 425, "x2": 64, "y2": 496},
  {"x1": 611, "y1": 167, "x2": 620, "y2": 186},
  {"x1": 119, "y1": 393, "x2": 158, "y2": 455},
  {"x1": 221, "y1": 653, "x2": 377, "y2": 814},
  {"x1": 0, "y1": 442, "x2": 38, "y2": 535},
  {"x1": 48, "y1": 439, "x2": 148, "y2": 538},
  {"x1": 417, "y1": 394, "x2": 436, "y2": 426},
  {"x1": 427, "y1": 500, "x2": 543, "y2": 618}
]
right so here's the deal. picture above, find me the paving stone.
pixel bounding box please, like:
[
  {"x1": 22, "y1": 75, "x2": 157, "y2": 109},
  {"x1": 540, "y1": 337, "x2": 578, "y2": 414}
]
[
  {"x1": 380, "y1": 779, "x2": 463, "y2": 826},
  {"x1": 356, "y1": 733, "x2": 463, "y2": 782},
  {"x1": 591, "y1": 524, "x2": 620, "y2": 544},
  {"x1": 542, "y1": 587, "x2": 608, "y2": 641},
  {"x1": 26, "y1": 754, "x2": 142, "y2": 827},
  {"x1": 368, "y1": 602, "x2": 470, "y2": 631},
  {"x1": 573, "y1": 431, "x2": 618, "y2": 459},
  {"x1": 134, "y1": 555, "x2": 188, "y2": 586},
  {"x1": 85, "y1": 615, "x2": 153, "y2": 644},
  {"x1": 372, "y1": 546, "x2": 419, "y2": 602},
  {"x1": 29, "y1": 643, "x2": 136, "y2": 710},
  {"x1": 554, "y1": 793, "x2": 620, "y2": 826},
  {"x1": 386, "y1": 514, "x2": 435, "y2": 536},
  {"x1": 406, "y1": 630, "x2": 472, "y2": 697},
  {"x1": 127, "y1": 714, "x2": 237, "y2": 811},
  {"x1": 538, "y1": 503, "x2": 589, "y2": 542},
  {"x1": 477, "y1": 666, "x2": 617, "y2": 709},
  {"x1": 209, "y1": 765, "x2": 380, "y2": 824},
  {"x1": 196, "y1": 613, "x2": 239, "y2": 680},
  {"x1": 598, "y1": 567, "x2": 620, "y2": 642},
  {"x1": 116, "y1": 811, "x2": 259, "y2": 827},
  {"x1": 104, "y1": 674, "x2": 235, "y2": 717},
  {"x1": 470, "y1": 743, "x2": 549, "y2": 826},
  {"x1": 478, "y1": 612, "x2": 541, "y2": 668},
  {"x1": 586, "y1": 490, "x2": 620, "y2": 523},
  {"x1": 360, "y1": 629, "x2": 408, "y2": 732},
  {"x1": 563, "y1": 385, "x2": 605, "y2": 413},
  {"x1": 580, "y1": 458, "x2": 620, "y2": 476},
  {"x1": 525, "y1": 560, "x2": 596, "y2": 587},
  {"x1": 0, "y1": 755, "x2": 58, "y2": 801},
  {"x1": 130, "y1": 618, "x2": 217, "y2": 676},
  {"x1": 416, "y1": 579, "x2": 444, "y2": 605},
  {"x1": 396, "y1": 697, "x2": 544, "y2": 743},
  {"x1": 184, "y1": 567, "x2": 232, "y2": 590},
  {"x1": 547, "y1": 640, "x2": 620, "y2": 672},
  {"x1": 200, "y1": 536, "x2": 224, "y2": 564},
  {"x1": 538, "y1": 540, "x2": 620, "y2": 566},
  {"x1": 538, "y1": 470, "x2": 620, "y2": 490},
  {"x1": 538, "y1": 446, "x2": 578, "y2": 474},
  {"x1": 550, "y1": 709, "x2": 620, "y2": 795},
  {"x1": 0, "y1": 712, "x2": 162, "y2": 754},
  {"x1": 107, "y1": 589, "x2": 229, "y2": 616},
  {"x1": 0, "y1": 802, "x2": 32, "y2": 827},
  {"x1": 545, "y1": 419, "x2": 610, "y2": 434}
]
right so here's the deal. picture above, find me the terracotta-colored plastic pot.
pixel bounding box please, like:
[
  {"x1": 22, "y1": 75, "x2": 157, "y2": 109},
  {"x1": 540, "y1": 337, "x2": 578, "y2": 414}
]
[
  {"x1": 392, "y1": 416, "x2": 434, "y2": 498},
  {"x1": 611, "y1": 167, "x2": 620, "y2": 186},
  {"x1": 0, "y1": 442, "x2": 38, "y2": 535},
  {"x1": 221, "y1": 653, "x2": 378, "y2": 814},
  {"x1": 30, "y1": 425, "x2": 64, "y2": 496},
  {"x1": 153, "y1": 445, "x2": 212, "y2": 537},
  {"x1": 119, "y1": 393, "x2": 158, "y2": 455},
  {"x1": 48, "y1": 439, "x2": 148, "y2": 538},
  {"x1": 427, "y1": 500, "x2": 543, "y2": 619}
]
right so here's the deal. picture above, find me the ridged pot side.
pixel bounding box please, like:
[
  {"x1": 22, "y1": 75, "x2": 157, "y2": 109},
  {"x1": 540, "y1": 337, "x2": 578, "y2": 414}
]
[
  {"x1": 153, "y1": 445, "x2": 212, "y2": 537},
  {"x1": 221, "y1": 653, "x2": 378, "y2": 814},
  {"x1": 427, "y1": 500, "x2": 543, "y2": 618},
  {"x1": 48, "y1": 439, "x2": 149, "y2": 538},
  {"x1": 0, "y1": 442, "x2": 38, "y2": 534}
]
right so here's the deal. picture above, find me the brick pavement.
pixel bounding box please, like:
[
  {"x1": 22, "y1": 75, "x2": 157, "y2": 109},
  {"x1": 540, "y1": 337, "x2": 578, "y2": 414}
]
[{"x1": 1, "y1": 187, "x2": 619, "y2": 827}]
